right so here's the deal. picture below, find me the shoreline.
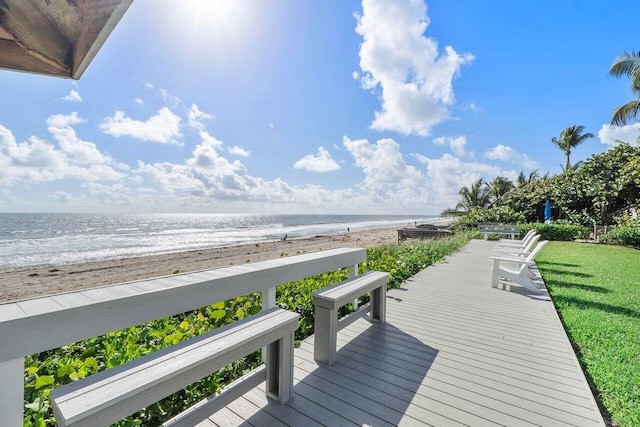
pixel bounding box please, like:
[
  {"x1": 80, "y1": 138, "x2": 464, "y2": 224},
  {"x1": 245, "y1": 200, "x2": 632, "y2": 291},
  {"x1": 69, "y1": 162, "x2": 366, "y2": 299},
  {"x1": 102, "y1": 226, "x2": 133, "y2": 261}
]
[{"x1": 0, "y1": 227, "x2": 402, "y2": 303}]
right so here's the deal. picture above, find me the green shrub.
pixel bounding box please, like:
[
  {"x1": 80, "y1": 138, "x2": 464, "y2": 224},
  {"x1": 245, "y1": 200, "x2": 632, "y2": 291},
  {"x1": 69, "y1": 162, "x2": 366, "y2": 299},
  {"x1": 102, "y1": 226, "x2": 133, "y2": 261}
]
[
  {"x1": 519, "y1": 223, "x2": 589, "y2": 241},
  {"x1": 606, "y1": 225, "x2": 640, "y2": 248},
  {"x1": 455, "y1": 206, "x2": 526, "y2": 228}
]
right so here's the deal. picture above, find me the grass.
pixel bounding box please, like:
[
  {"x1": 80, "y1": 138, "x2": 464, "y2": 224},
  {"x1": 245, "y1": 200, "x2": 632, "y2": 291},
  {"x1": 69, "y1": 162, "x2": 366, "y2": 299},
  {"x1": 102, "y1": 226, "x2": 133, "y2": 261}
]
[{"x1": 536, "y1": 242, "x2": 640, "y2": 427}]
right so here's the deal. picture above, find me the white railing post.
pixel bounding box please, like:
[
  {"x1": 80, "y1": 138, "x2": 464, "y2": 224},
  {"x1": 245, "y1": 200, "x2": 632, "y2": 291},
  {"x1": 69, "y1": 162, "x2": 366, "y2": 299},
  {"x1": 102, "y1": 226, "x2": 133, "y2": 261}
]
[
  {"x1": 263, "y1": 287, "x2": 276, "y2": 310},
  {"x1": 351, "y1": 263, "x2": 359, "y2": 309},
  {"x1": 0, "y1": 358, "x2": 23, "y2": 427},
  {"x1": 262, "y1": 287, "x2": 277, "y2": 363}
]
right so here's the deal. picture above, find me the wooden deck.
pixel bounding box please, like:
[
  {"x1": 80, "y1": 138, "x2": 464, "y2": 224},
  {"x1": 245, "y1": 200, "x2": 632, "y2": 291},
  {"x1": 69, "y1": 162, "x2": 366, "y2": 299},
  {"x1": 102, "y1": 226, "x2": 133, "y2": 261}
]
[{"x1": 198, "y1": 240, "x2": 605, "y2": 426}]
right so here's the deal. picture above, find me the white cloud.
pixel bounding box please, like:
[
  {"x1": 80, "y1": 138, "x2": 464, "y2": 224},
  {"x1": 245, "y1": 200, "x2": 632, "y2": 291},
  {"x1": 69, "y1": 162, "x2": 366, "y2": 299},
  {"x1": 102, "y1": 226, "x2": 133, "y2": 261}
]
[
  {"x1": 433, "y1": 135, "x2": 467, "y2": 155},
  {"x1": 187, "y1": 104, "x2": 213, "y2": 130},
  {"x1": 355, "y1": 0, "x2": 473, "y2": 136},
  {"x1": 485, "y1": 144, "x2": 538, "y2": 169},
  {"x1": 134, "y1": 98, "x2": 143, "y2": 105},
  {"x1": 0, "y1": 117, "x2": 124, "y2": 185},
  {"x1": 598, "y1": 123, "x2": 640, "y2": 147},
  {"x1": 100, "y1": 107, "x2": 183, "y2": 145},
  {"x1": 294, "y1": 147, "x2": 341, "y2": 172},
  {"x1": 0, "y1": 126, "x2": 66, "y2": 184},
  {"x1": 269, "y1": 123, "x2": 275, "y2": 129},
  {"x1": 61, "y1": 89, "x2": 82, "y2": 102},
  {"x1": 462, "y1": 101, "x2": 482, "y2": 112},
  {"x1": 49, "y1": 191, "x2": 74, "y2": 203},
  {"x1": 160, "y1": 89, "x2": 183, "y2": 108},
  {"x1": 228, "y1": 146, "x2": 251, "y2": 157},
  {"x1": 47, "y1": 112, "x2": 111, "y2": 165},
  {"x1": 342, "y1": 136, "x2": 428, "y2": 205},
  {"x1": 137, "y1": 132, "x2": 299, "y2": 203}
]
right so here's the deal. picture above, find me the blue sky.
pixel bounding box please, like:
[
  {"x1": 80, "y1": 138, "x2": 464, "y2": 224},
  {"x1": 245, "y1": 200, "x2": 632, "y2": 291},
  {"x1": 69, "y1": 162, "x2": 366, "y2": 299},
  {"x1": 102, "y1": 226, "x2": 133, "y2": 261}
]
[{"x1": 1, "y1": 0, "x2": 639, "y2": 215}]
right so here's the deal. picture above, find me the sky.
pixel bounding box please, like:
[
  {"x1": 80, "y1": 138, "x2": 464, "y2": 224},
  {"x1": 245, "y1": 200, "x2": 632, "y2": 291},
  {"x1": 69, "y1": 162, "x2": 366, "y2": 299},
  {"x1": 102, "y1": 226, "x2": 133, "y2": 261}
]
[{"x1": 1, "y1": 0, "x2": 639, "y2": 215}]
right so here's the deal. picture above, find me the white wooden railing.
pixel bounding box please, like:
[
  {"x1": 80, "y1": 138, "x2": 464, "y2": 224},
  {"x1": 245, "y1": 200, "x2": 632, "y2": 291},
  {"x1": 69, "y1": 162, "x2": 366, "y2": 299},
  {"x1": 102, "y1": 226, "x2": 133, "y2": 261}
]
[{"x1": 0, "y1": 247, "x2": 367, "y2": 427}]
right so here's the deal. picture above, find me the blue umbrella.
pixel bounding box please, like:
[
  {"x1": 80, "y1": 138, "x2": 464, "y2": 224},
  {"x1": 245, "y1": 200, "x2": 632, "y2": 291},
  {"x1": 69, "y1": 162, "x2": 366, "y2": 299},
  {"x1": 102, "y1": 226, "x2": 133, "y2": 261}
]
[{"x1": 544, "y1": 200, "x2": 552, "y2": 222}]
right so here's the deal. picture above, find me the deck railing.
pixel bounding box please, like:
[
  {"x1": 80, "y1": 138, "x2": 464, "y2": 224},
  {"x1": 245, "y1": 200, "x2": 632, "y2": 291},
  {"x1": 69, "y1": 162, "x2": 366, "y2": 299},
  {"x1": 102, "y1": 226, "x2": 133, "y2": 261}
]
[{"x1": 0, "y1": 247, "x2": 366, "y2": 426}]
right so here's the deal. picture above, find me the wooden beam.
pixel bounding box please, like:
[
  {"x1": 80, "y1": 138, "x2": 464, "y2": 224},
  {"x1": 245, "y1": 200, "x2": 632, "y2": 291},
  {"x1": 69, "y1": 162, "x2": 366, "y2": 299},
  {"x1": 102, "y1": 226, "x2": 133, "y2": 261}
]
[
  {"x1": 71, "y1": 0, "x2": 134, "y2": 79},
  {"x1": 0, "y1": 0, "x2": 72, "y2": 74},
  {"x1": 0, "y1": 38, "x2": 69, "y2": 77}
]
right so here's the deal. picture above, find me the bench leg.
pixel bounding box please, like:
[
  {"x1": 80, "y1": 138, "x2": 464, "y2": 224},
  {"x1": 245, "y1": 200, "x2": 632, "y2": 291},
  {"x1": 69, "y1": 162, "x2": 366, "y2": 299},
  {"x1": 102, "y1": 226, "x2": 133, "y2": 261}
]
[
  {"x1": 314, "y1": 306, "x2": 337, "y2": 365},
  {"x1": 266, "y1": 331, "x2": 295, "y2": 404},
  {"x1": 370, "y1": 285, "x2": 386, "y2": 323}
]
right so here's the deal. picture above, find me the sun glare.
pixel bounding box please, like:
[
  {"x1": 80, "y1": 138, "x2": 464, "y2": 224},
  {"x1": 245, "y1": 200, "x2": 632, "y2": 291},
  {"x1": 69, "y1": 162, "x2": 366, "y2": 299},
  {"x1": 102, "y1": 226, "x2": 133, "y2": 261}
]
[{"x1": 172, "y1": 0, "x2": 260, "y2": 51}]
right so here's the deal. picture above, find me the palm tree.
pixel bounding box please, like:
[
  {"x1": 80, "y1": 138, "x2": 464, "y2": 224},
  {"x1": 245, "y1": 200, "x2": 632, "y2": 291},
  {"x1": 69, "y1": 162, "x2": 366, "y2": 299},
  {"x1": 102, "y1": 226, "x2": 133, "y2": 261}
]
[
  {"x1": 551, "y1": 125, "x2": 594, "y2": 171},
  {"x1": 486, "y1": 176, "x2": 514, "y2": 202},
  {"x1": 609, "y1": 50, "x2": 640, "y2": 126},
  {"x1": 457, "y1": 178, "x2": 491, "y2": 211},
  {"x1": 559, "y1": 161, "x2": 584, "y2": 173},
  {"x1": 440, "y1": 178, "x2": 491, "y2": 216},
  {"x1": 516, "y1": 170, "x2": 540, "y2": 187}
]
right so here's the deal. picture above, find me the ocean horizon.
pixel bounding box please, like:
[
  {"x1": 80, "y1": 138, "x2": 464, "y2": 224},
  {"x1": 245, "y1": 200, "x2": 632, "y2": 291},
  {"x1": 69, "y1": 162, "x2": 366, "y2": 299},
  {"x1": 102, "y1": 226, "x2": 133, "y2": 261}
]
[{"x1": 0, "y1": 213, "x2": 444, "y2": 271}]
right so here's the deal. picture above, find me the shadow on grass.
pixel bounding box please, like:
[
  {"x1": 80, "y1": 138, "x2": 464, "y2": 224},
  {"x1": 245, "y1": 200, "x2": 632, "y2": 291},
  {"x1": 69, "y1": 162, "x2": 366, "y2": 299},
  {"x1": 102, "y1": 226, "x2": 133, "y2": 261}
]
[
  {"x1": 544, "y1": 278, "x2": 609, "y2": 293},
  {"x1": 539, "y1": 268, "x2": 593, "y2": 279},
  {"x1": 550, "y1": 294, "x2": 639, "y2": 319},
  {"x1": 537, "y1": 261, "x2": 581, "y2": 268}
]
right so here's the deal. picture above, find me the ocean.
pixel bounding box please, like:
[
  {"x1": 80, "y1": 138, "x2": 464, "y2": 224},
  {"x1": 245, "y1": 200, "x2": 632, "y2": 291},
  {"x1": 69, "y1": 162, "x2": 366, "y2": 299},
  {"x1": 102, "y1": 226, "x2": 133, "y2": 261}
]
[{"x1": 0, "y1": 213, "x2": 440, "y2": 271}]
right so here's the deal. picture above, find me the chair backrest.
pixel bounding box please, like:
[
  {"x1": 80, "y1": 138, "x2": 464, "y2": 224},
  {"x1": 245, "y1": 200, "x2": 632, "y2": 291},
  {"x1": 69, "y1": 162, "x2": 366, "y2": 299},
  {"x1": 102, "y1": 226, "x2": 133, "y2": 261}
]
[
  {"x1": 521, "y1": 234, "x2": 541, "y2": 253},
  {"x1": 524, "y1": 240, "x2": 548, "y2": 262},
  {"x1": 520, "y1": 230, "x2": 540, "y2": 246},
  {"x1": 521, "y1": 229, "x2": 536, "y2": 241}
]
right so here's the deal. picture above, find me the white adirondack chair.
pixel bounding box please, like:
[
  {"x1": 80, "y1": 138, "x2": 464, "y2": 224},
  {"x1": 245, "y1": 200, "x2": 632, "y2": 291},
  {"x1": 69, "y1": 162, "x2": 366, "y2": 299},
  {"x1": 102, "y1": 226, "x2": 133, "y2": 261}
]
[
  {"x1": 496, "y1": 230, "x2": 537, "y2": 249},
  {"x1": 493, "y1": 234, "x2": 540, "y2": 257},
  {"x1": 499, "y1": 229, "x2": 535, "y2": 243},
  {"x1": 490, "y1": 241, "x2": 548, "y2": 293}
]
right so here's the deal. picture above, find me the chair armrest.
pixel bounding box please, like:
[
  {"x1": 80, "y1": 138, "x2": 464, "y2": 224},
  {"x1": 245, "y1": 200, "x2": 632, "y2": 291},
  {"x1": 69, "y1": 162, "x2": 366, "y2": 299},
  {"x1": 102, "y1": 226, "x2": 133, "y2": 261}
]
[
  {"x1": 489, "y1": 255, "x2": 535, "y2": 264},
  {"x1": 492, "y1": 249, "x2": 528, "y2": 256}
]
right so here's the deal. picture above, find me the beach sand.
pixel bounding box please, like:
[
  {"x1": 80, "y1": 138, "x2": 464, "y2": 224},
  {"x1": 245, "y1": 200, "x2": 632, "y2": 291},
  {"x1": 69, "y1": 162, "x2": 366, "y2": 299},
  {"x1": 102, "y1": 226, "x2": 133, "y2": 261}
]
[{"x1": 0, "y1": 227, "x2": 400, "y2": 303}]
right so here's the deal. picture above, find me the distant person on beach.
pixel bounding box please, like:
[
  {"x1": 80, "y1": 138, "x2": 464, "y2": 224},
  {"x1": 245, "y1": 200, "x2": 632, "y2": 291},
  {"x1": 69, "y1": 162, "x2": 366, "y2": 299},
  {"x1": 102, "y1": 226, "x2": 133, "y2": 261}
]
[{"x1": 281, "y1": 234, "x2": 287, "y2": 241}]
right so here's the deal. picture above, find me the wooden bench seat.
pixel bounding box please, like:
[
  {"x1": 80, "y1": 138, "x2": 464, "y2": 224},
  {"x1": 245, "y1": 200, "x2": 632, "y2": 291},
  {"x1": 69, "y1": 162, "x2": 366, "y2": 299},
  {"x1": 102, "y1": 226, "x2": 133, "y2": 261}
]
[
  {"x1": 50, "y1": 307, "x2": 299, "y2": 427},
  {"x1": 312, "y1": 271, "x2": 389, "y2": 365}
]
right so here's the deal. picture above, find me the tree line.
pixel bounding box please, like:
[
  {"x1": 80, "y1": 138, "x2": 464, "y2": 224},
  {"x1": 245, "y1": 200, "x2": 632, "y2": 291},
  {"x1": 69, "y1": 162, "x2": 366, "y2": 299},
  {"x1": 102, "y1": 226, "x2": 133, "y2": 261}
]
[{"x1": 443, "y1": 50, "x2": 640, "y2": 226}]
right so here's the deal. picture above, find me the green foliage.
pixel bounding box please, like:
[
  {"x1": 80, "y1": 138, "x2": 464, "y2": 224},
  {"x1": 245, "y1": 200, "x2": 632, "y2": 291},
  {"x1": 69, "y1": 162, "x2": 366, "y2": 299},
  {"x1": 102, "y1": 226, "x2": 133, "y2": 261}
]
[
  {"x1": 536, "y1": 242, "x2": 640, "y2": 426},
  {"x1": 499, "y1": 144, "x2": 640, "y2": 225},
  {"x1": 519, "y1": 223, "x2": 589, "y2": 241},
  {"x1": 605, "y1": 222, "x2": 640, "y2": 248},
  {"x1": 24, "y1": 293, "x2": 263, "y2": 426},
  {"x1": 455, "y1": 206, "x2": 526, "y2": 228},
  {"x1": 24, "y1": 233, "x2": 473, "y2": 426}
]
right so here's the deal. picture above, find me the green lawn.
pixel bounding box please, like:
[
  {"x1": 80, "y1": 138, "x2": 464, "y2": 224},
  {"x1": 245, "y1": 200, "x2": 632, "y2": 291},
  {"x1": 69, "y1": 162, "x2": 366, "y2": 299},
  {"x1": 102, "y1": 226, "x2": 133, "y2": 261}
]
[{"x1": 536, "y1": 242, "x2": 640, "y2": 427}]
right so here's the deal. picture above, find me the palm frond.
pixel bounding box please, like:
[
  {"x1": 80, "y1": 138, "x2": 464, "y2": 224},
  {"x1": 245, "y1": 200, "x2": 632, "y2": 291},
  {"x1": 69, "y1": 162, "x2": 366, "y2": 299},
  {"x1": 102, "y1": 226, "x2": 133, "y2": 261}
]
[
  {"x1": 609, "y1": 51, "x2": 640, "y2": 94},
  {"x1": 611, "y1": 99, "x2": 640, "y2": 127}
]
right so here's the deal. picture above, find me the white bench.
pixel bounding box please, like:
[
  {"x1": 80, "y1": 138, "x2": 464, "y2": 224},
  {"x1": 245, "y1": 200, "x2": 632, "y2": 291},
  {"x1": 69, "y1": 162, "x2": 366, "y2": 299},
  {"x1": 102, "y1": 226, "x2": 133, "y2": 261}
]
[
  {"x1": 478, "y1": 223, "x2": 520, "y2": 240},
  {"x1": 50, "y1": 307, "x2": 299, "y2": 427},
  {"x1": 312, "y1": 271, "x2": 390, "y2": 365}
]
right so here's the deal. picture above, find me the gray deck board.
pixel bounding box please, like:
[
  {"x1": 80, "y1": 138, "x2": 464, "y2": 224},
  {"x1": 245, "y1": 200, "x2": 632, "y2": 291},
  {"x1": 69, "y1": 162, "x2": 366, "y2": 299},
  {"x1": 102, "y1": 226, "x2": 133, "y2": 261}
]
[{"x1": 205, "y1": 240, "x2": 605, "y2": 426}]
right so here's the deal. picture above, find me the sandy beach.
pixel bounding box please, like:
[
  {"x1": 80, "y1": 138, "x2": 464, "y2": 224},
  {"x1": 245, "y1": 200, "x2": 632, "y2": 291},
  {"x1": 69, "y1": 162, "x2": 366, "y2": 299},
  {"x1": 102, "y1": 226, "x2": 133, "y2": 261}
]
[{"x1": 0, "y1": 227, "x2": 399, "y2": 303}]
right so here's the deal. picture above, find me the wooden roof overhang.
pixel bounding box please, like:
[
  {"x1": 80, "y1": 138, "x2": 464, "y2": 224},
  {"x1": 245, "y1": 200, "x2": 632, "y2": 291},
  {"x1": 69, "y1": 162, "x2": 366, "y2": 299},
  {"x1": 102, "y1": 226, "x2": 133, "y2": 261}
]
[{"x1": 0, "y1": 0, "x2": 133, "y2": 79}]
